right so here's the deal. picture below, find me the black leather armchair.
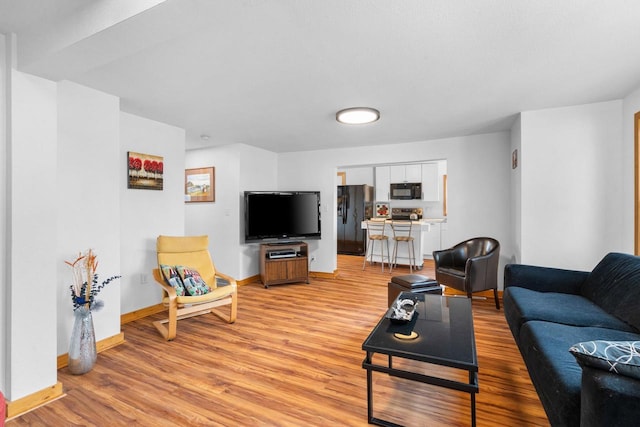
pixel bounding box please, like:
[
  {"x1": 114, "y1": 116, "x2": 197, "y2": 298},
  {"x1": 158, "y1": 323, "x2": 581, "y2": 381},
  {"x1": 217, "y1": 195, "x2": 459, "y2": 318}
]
[{"x1": 433, "y1": 237, "x2": 501, "y2": 309}]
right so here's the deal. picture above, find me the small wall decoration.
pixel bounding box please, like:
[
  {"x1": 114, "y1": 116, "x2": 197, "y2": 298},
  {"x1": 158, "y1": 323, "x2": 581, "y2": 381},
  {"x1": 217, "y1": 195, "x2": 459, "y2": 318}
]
[
  {"x1": 512, "y1": 149, "x2": 518, "y2": 169},
  {"x1": 128, "y1": 152, "x2": 163, "y2": 190},
  {"x1": 375, "y1": 202, "x2": 390, "y2": 218},
  {"x1": 185, "y1": 167, "x2": 215, "y2": 203}
]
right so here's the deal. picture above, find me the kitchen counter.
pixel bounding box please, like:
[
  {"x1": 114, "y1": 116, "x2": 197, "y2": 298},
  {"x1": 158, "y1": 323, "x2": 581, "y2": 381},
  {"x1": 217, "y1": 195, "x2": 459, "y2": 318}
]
[{"x1": 361, "y1": 218, "x2": 447, "y2": 268}]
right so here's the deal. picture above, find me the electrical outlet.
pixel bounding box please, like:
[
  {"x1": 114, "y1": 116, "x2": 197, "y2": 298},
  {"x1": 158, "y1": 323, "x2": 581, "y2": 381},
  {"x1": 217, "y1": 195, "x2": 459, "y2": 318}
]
[{"x1": 140, "y1": 273, "x2": 148, "y2": 284}]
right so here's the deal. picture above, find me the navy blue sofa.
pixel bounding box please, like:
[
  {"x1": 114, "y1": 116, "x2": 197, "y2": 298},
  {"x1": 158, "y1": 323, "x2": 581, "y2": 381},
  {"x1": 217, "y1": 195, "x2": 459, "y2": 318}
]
[{"x1": 504, "y1": 252, "x2": 640, "y2": 427}]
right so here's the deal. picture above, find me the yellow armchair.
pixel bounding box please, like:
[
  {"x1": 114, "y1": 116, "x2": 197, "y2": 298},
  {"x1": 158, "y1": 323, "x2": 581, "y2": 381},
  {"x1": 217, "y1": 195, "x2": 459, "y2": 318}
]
[{"x1": 152, "y1": 235, "x2": 237, "y2": 340}]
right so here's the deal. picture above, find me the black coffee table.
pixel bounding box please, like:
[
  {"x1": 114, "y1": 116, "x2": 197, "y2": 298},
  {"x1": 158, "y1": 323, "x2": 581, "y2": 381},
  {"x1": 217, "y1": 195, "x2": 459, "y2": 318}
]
[{"x1": 362, "y1": 293, "x2": 478, "y2": 427}]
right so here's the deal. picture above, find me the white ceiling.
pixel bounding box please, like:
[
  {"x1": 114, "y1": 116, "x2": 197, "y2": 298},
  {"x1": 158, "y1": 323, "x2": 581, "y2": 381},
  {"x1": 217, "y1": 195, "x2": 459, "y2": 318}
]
[{"x1": 3, "y1": 0, "x2": 640, "y2": 152}]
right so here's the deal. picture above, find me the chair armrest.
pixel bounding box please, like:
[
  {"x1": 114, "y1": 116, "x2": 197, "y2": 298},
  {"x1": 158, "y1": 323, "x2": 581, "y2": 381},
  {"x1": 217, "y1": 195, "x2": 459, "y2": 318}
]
[
  {"x1": 152, "y1": 268, "x2": 177, "y2": 299},
  {"x1": 214, "y1": 271, "x2": 238, "y2": 290},
  {"x1": 504, "y1": 263, "x2": 588, "y2": 294},
  {"x1": 466, "y1": 252, "x2": 497, "y2": 275},
  {"x1": 580, "y1": 366, "x2": 640, "y2": 427}
]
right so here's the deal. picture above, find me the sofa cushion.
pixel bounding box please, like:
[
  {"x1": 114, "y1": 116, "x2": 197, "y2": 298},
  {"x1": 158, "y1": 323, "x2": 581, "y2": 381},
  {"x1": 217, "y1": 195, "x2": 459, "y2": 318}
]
[
  {"x1": 581, "y1": 252, "x2": 640, "y2": 331},
  {"x1": 519, "y1": 321, "x2": 640, "y2": 427},
  {"x1": 569, "y1": 340, "x2": 640, "y2": 380},
  {"x1": 504, "y1": 287, "x2": 636, "y2": 344}
]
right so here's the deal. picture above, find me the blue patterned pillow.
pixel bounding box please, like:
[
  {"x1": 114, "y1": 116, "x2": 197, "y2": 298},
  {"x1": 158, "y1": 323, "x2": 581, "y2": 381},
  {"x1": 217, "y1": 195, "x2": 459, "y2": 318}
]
[
  {"x1": 159, "y1": 264, "x2": 186, "y2": 296},
  {"x1": 569, "y1": 340, "x2": 640, "y2": 380},
  {"x1": 175, "y1": 266, "x2": 211, "y2": 296}
]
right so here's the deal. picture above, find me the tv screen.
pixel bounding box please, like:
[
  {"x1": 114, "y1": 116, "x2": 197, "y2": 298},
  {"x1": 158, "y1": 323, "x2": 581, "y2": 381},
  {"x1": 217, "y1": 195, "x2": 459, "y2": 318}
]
[{"x1": 244, "y1": 191, "x2": 321, "y2": 243}]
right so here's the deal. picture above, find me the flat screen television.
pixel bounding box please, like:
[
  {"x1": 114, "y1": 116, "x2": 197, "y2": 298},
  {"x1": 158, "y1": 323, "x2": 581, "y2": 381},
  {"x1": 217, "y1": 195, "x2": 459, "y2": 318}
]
[{"x1": 244, "y1": 191, "x2": 321, "y2": 243}]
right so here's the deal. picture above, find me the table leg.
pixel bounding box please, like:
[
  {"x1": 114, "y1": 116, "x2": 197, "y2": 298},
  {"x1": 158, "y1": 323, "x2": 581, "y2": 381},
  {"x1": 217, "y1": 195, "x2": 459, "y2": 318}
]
[
  {"x1": 469, "y1": 371, "x2": 477, "y2": 427},
  {"x1": 366, "y1": 351, "x2": 373, "y2": 423}
]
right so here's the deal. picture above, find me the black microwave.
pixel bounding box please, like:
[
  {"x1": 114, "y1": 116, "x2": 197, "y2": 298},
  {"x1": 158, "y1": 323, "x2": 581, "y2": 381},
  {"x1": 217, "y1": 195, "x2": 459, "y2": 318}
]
[{"x1": 390, "y1": 182, "x2": 422, "y2": 200}]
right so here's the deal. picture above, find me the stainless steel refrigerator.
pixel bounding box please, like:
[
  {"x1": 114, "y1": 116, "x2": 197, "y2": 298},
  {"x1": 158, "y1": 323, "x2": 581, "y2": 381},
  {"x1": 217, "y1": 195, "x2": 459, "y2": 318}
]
[{"x1": 337, "y1": 185, "x2": 373, "y2": 255}]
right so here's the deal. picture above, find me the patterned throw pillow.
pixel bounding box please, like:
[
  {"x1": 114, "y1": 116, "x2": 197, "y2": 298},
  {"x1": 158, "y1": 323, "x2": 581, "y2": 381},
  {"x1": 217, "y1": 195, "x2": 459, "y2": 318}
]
[
  {"x1": 569, "y1": 340, "x2": 640, "y2": 380},
  {"x1": 159, "y1": 264, "x2": 186, "y2": 296},
  {"x1": 175, "y1": 266, "x2": 211, "y2": 296}
]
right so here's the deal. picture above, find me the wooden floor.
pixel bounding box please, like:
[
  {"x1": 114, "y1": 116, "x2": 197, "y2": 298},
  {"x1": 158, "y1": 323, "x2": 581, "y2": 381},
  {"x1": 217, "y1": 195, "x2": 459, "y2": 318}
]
[{"x1": 9, "y1": 256, "x2": 549, "y2": 426}]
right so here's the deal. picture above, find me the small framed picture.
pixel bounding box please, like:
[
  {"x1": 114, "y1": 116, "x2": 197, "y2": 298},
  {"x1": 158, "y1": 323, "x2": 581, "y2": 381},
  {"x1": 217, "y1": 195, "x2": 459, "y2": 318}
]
[
  {"x1": 185, "y1": 167, "x2": 215, "y2": 203},
  {"x1": 375, "y1": 202, "x2": 390, "y2": 218},
  {"x1": 128, "y1": 152, "x2": 163, "y2": 190}
]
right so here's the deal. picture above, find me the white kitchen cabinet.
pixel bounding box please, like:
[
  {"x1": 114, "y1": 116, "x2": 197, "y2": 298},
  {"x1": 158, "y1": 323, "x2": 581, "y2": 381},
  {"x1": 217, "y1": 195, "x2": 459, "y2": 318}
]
[
  {"x1": 390, "y1": 164, "x2": 422, "y2": 183},
  {"x1": 374, "y1": 166, "x2": 390, "y2": 201},
  {"x1": 421, "y1": 163, "x2": 439, "y2": 201},
  {"x1": 405, "y1": 164, "x2": 422, "y2": 182},
  {"x1": 421, "y1": 222, "x2": 442, "y2": 258}
]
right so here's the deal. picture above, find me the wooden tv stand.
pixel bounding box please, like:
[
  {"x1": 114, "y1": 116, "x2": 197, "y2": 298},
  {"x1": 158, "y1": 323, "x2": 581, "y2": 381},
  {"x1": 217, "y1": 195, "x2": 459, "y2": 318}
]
[{"x1": 259, "y1": 242, "x2": 309, "y2": 288}]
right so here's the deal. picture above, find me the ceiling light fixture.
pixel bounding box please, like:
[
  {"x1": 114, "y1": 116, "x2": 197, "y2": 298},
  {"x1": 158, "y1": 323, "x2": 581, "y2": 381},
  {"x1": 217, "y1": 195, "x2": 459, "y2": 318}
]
[
  {"x1": 336, "y1": 107, "x2": 380, "y2": 125},
  {"x1": 200, "y1": 134, "x2": 210, "y2": 141}
]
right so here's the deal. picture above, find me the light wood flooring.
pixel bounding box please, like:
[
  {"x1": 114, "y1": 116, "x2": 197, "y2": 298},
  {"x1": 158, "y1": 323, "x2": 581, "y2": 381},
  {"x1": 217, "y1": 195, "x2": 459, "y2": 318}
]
[{"x1": 9, "y1": 256, "x2": 549, "y2": 426}]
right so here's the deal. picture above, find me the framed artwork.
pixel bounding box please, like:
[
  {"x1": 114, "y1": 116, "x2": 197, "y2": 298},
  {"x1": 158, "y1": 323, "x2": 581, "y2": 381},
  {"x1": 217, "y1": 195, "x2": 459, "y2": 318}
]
[
  {"x1": 375, "y1": 202, "x2": 390, "y2": 218},
  {"x1": 128, "y1": 152, "x2": 163, "y2": 190},
  {"x1": 185, "y1": 167, "x2": 215, "y2": 203}
]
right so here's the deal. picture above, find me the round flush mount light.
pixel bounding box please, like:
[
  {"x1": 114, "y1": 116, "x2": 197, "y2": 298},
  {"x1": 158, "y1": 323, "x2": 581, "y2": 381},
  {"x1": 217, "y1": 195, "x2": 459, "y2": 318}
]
[
  {"x1": 200, "y1": 134, "x2": 210, "y2": 141},
  {"x1": 336, "y1": 107, "x2": 380, "y2": 125}
]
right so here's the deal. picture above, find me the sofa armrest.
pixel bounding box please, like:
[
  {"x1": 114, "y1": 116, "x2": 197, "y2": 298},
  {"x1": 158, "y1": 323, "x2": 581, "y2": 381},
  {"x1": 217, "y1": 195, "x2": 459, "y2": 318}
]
[
  {"x1": 504, "y1": 263, "x2": 588, "y2": 294},
  {"x1": 580, "y1": 366, "x2": 640, "y2": 427}
]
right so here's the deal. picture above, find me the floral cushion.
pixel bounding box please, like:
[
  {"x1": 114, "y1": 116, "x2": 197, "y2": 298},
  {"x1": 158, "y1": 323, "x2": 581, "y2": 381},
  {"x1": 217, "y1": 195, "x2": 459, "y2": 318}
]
[
  {"x1": 175, "y1": 266, "x2": 211, "y2": 296},
  {"x1": 159, "y1": 264, "x2": 186, "y2": 296},
  {"x1": 569, "y1": 340, "x2": 640, "y2": 380}
]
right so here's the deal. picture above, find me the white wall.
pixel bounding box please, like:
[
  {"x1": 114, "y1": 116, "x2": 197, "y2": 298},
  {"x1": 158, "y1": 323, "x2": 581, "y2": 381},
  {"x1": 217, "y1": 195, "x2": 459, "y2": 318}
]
[
  {"x1": 185, "y1": 143, "x2": 278, "y2": 279},
  {"x1": 622, "y1": 84, "x2": 640, "y2": 252},
  {"x1": 9, "y1": 69, "x2": 58, "y2": 401},
  {"x1": 0, "y1": 32, "x2": 7, "y2": 399},
  {"x1": 338, "y1": 166, "x2": 374, "y2": 186},
  {"x1": 57, "y1": 81, "x2": 121, "y2": 354},
  {"x1": 119, "y1": 112, "x2": 185, "y2": 314},
  {"x1": 510, "y1": 116, "x2": 522, "y2": 264},
  {"x1": 520, "y1": 101, "x2": 625, "y2": 270},
  {"x1": 277, "y1": 132, "x2": 512, "y2": 286}
]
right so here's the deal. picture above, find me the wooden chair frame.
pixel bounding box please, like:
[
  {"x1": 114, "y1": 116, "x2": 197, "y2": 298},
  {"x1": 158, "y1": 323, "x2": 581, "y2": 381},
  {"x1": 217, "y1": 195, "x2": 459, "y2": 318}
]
[
  {"x1": 151, "y1": 269, "x2": 237, "y2": 341},
  {"x1": 152, "y1": 235, "x2": 237, "y2": 341}
]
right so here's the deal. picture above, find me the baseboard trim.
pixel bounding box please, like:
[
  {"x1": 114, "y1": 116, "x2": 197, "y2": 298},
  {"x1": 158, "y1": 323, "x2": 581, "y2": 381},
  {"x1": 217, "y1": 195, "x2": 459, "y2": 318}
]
[
  {"x1": 57, "y1": 332, "x2": 126, "y2": 370},
  {"x1": 5, "y1": 382, "x2": 65, "y2": 419},
  {"x1": 238, "y1": 275, "x2": 259, "y2": 286},
  {"x1": 121, "y1": 304, "x2": 165, "y2": 324},
  {"x1": 310, "y1": 270, "x2": 339, "y2": 279}
]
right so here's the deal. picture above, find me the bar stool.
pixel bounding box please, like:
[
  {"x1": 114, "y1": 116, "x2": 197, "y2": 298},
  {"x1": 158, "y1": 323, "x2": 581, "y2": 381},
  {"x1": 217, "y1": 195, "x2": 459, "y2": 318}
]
[
  {"x1": 390, "y1": 220, "x2": 416, "y2": 273},
  {"x1": 362, "y1": 219, "x2": 390, "y2": 272}
]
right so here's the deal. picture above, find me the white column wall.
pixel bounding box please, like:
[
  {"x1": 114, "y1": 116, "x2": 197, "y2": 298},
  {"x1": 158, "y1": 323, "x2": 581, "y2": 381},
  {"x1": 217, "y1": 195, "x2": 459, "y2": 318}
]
[
  {"x1": 0, "y1": 32, "x2": 8, "y2": 398},
  {"x1": 119, "y1": 112, "x2": 185, "y2": 314},
  {"x1": 57, "y1": 81, "x2": 121, "y2": 354},
  {"x1": 520, "y1": 101, "x2": 625, "y2": 270},
  {"x1": 9, "y1": 69, "x2": 58, "y2": 400}
]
